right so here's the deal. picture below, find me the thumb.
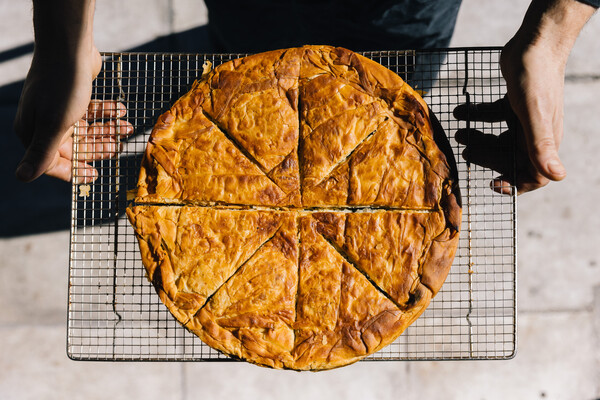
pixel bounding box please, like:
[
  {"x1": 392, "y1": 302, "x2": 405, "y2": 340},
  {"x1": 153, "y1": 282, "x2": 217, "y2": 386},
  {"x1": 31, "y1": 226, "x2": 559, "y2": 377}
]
[
  {"x1": 508, "y1": 91, "x2": 567, "y2": 182},
  {"x1": 15, "y1": 128, "x2": 64, "y2": 182},
  {"x1": 526, "y1": 129, "x2": 567, "y2": 182}
]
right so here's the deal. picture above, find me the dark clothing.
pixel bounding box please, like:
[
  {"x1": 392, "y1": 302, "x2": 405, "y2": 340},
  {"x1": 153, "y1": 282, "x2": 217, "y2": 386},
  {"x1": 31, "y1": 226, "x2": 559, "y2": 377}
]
[
  {"x1": 204, "y1": 0, "x2": 462, "y2": 53},
  {"x1": 577, "y1": 0, "x2": 600, "y2": 8}
]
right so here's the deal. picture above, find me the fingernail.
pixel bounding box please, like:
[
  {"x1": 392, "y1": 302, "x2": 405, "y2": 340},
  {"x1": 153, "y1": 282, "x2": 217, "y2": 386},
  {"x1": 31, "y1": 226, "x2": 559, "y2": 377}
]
[
  {"x1": 117, "y1": 102, "x2": 127, "y2": 116},
  {"x1": 491, "y1": 178, "x2": 513, "y2": 195},
  {"x1": 76, "y1": 168, "x2": 98, "y2": 184},
  {"x1": 547, "y1": 159, "x2": 566, "y2": 177},
  {"x1": 16, "y1": 161, "x2": 33, "y2": 182}
]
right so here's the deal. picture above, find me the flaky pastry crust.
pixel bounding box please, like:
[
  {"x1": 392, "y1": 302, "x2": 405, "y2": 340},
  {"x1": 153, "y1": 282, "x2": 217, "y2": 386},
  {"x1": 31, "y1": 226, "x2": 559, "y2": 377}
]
[{"x1": 127, "y1": 46, "x2": 461, "y2": 370}]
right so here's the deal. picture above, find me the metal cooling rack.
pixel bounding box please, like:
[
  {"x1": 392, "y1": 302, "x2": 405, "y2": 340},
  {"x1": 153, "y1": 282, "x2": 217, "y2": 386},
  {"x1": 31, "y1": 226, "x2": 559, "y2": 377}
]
[{"x1": 67, "y1": 48, "x2": 516, "y2": 361}]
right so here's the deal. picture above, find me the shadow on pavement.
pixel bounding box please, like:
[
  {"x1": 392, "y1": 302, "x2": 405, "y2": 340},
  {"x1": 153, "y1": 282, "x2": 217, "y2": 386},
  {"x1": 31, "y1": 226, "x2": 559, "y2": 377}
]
[{"x1": 0, "y1": 26, "x2": 212, "y2": 237}]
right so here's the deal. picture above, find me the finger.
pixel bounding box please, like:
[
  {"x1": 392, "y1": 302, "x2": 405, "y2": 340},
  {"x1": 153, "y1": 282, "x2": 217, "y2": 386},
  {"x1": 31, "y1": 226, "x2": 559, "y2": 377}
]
[
  {"x1": 84, "y1": 119, "x2": 134, "y2": 139},
  {"x1": 524, "y1": 124, "x2": 566, "y2": 182},
  {"x1": 493, "y1": 176, "x2": 549, "y2": 195},
  {"x1": 491, "y1": 167, "x2": 550, "y2": 195},
  {"x1": 453, "y1": 97, "x2": 509, "y2": 122},
  {"x1": 71, "y1": 161, "x2": 98, "y2": 184},
  {"x1": 505, "y1": 93, "x2": 566, "y2": 182},
  {"x1": 490, "y1": 177, "x2": 514, "y2": 196},
  {"x1": 58, "y1": 134, "x2": 74, "y2": 161},
  {"x1": 85, "y1": 100, "x2": 127, "y2": 120},
  {"x1": 75, "y1": 120, "x2": 129, "y2": 162},
  {"x1": 42, "y1": 155, "x2": 73, "y2": 182},
  {"x1": 76, "y1": 136, "x2": 121, "y2": 162},
  {"x1": 56, "y1": 123, "x2": 82, "y2": 150},
  {"x1": 518, "y1": 176, "x2": 550, "y2": 194},
  {"x1": 40, "y1": 125, "x2": 81, "y2": 176},
  {"x1": 75, "y1": 119, "x2": 89, "y2": 131},
  {"x1": 56, "y1": 127, "x2": 114, "y2": 176},
  {"x1": 44, "y1": 155, "x2": 98, "y2": 184}
]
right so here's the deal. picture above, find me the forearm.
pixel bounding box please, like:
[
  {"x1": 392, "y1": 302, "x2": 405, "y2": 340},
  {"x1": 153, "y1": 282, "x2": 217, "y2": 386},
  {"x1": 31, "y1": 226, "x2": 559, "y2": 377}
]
[
  {"x1": 14, "y1": 0, "x2": 102, "y2": 183},
  {"x1": 32, "y1": 0, "x2": 96, "y2": 58},
  {"x1": 510, "y1": 0, "x2": 596, "y2": 61}
]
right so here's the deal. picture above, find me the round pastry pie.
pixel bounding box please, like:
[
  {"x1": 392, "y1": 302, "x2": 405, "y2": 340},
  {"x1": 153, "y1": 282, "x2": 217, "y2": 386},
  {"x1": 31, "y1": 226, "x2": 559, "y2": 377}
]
[{"x1": 126, "y1": 45, "x2": 461, "y2": 370}]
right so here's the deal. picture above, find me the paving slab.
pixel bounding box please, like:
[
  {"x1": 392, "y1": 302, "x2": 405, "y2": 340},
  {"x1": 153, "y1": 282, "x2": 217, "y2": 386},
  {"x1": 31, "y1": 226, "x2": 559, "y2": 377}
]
[
  {"x1": 2, "y1": 1, "x2": 598, "y2": 84},
  {"x1": 0, "y1": 1, "x2": 33, "y2": 51},
  {"x1": 0, "y1": 231, "x2": 69, "y2": 325},
  {"x1": 0, "y1": 54, "x2": 32, "y2": 89},
  {"x1": 181, "y1": 310, "x2": 598, "y2": 400},
  {"x1": 451, "y1": 0, "x2": 528, "y2": 47},
  {"x1": 93, "y1": 0, "x2": 172, "y2": 51},
  {"x1": 0, "y1": 325, "x2": 182, "y2": 400},
  {"x1": 0, "y1": 1, "x2": 32, "y2": 88},
  {"x1": 406, "y1": 310, "x2": 599, "y2": 399},
  {"x1": 594, "y1": 286, "x2": 600, "y2": 381},
  {"x1": 183, "y1": 360, "x2": 410, "y2": 400},
  {"x1": 171, "y1": 0, "x2": 208, "y2": 33},
  {"x1": 565, "y1": 6, "x2": 600, "y2": 76},
  {"x1": 517, "y1": 80, "x2": 600, "y2": 312},
  {"x1": 0, "y1": 106, "x2": 72, "y2": 236}
]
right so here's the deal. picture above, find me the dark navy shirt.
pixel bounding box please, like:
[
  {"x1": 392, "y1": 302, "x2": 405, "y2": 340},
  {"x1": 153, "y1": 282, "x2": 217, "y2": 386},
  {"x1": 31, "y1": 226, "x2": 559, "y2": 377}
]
[
  {"x1": 204, "y1": 0, "x2": 598, "y2": 53},
  {"x1": 578, "y1": 0, "x2": 600, "y2": 7},
  {"x1": 204, "y1": 0, "x2": 463, "y2": 52}
]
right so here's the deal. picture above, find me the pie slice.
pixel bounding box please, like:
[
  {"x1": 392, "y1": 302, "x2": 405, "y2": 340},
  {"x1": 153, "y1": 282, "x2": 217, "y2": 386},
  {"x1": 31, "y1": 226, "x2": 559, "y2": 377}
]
[
  {"x1": 134, "y1": 92, "x2": 292, "y2": 206},
  {"x1": 125, "y1": 206, "x2": 285, "y2": 323},
  {"x1": 299, "y1": 46, "x2": 452, "y2": 208},
  {"x1": 185, "y1": 214, "x2": 298, "y2": 369},
  {"x1": 348, "y1": 118, "x2": 443, "y2": 208},
  {"x1": 312, "y1": 210, "x2": 458, "y2": 307},
  {"x1": 299, "y1": 53, "x2": 390, "y2": 206},
  {"x1": 295, "y1": 213, "x2": 344, "y2": 335},
  {"x1": 293, "y1": 213, "x2": 432, "y2": 370},
  {"x1": 195, "y1": 48, "x2": 303, "y2": 205}
]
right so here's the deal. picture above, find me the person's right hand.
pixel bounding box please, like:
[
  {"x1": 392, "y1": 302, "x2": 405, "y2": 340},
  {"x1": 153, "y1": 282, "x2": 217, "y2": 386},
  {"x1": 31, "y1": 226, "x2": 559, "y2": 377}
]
[{"x1": 14, "y1": 46, "x2": 103, "y2": 183}]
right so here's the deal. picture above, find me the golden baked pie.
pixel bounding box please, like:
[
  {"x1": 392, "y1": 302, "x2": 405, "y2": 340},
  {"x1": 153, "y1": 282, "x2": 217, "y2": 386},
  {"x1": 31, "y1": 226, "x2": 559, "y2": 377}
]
[{"x1": 126, "y1": 45, "x2": 461, "y2": 370}]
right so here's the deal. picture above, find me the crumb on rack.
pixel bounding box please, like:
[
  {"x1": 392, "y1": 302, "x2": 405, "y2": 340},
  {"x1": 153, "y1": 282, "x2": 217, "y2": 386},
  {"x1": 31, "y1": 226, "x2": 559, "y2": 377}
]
[
  {"x1": 79, "y1": 184, "x2": 91, "y2": 198},
  {"x1": 202, "y1": 60, "x2": 213, "y2": 77}
]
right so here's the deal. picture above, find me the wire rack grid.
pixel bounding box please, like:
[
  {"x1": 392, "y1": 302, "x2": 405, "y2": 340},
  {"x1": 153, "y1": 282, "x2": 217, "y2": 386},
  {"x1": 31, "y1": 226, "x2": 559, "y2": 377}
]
[{"x1": 67, "y1": 48, "x2": 516, "y2": 362}]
